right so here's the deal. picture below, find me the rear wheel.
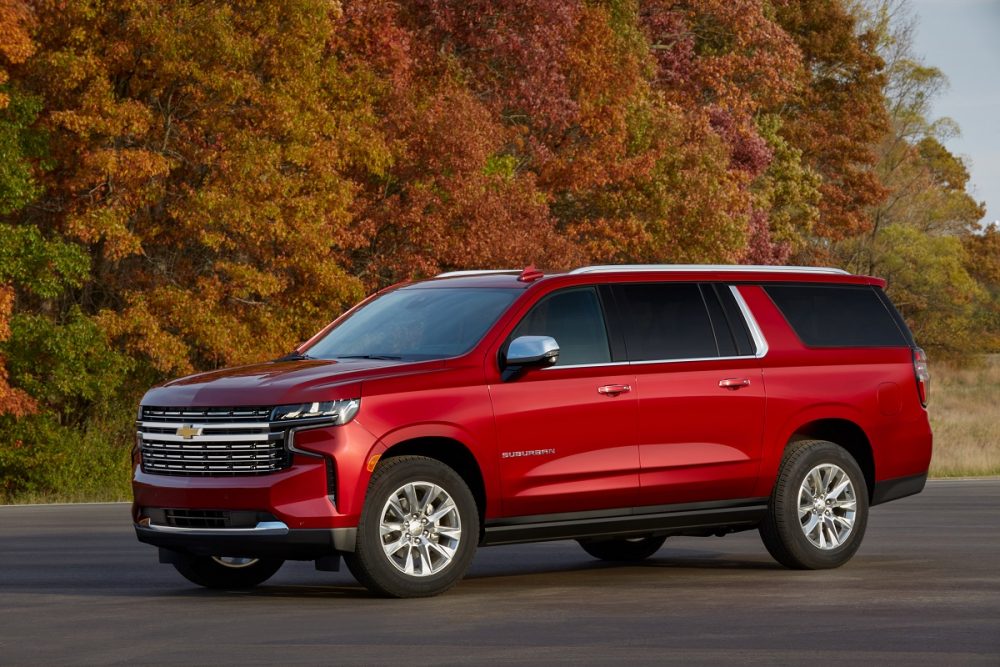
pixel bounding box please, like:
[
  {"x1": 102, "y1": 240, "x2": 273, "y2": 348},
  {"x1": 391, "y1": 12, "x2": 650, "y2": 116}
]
[
  {"x1": 172, "y1": 555, "x2": 283, "y2": 589},
  {"x1": 760, "y1": 439, "x2": 869, "y2": 569},
  {"x1": 345, "y1": 455, "x2": 479, "y2": 598},
  {"x1": 578, "y1": 535, "x2": 667, "y2": 562}
]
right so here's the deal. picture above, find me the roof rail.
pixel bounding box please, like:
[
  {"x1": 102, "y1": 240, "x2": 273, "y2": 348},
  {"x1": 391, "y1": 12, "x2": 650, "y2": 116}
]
[
  {"x1": 435, "y1": 269, "x2": 520, "y2": 278},
  {"x1": 569, "y1": 264, "x2": 850, "y2": 275}
]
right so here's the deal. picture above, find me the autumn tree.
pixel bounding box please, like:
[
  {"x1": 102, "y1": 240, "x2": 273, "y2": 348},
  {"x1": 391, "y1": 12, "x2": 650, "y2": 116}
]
[
  {"x1": 964, "y1": 224, "x2": 1000, "y2": 352},
  {"x1": 835, "y1": 0, "x2": 989, "y2": 355},
  {"x1": 0, "y1": 0, "x2": 40, "y2": 416},
  {"x1": 773, "y1": 0, "x2": 890, "y2": 245},
  {"x1": 338, "y1": 0, "x2": 585, "y2": 286},
  {"x1": 11, "y1": 0, "x2": 393, "y2": 376}
]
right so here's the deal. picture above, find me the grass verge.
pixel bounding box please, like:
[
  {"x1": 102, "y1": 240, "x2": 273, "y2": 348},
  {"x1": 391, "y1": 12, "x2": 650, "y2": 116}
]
[{"x1": 927, "y1": 354, "x2": 1000, "y2": 477}]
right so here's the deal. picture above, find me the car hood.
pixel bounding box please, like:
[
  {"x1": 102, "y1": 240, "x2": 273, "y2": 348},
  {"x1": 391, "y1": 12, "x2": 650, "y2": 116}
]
[{"x1": 141, "y1": 358, "x2": 446, "y2": 407}]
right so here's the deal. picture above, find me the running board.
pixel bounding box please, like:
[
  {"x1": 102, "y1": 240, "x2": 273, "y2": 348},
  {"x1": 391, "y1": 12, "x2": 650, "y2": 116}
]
[{"x1": 483, "y1": 499, "x2": 768, "y2": 546}]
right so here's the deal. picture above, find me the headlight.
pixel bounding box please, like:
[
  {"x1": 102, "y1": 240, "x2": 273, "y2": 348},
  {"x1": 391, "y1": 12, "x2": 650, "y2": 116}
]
[{"x1": 271, "y1": 399, "x2": 360, "y2": 424}]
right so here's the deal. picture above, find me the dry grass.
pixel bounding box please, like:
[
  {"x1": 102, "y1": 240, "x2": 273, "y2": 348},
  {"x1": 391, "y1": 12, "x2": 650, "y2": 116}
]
[{"x1": 928, "y1": 355, "x2": 1000, "y2": 477}]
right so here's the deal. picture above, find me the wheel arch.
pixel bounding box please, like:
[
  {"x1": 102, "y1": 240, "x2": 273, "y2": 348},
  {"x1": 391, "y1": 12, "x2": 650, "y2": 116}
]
[
  {"x1": 379, "y1": 437, "x2": 488, "y2": 538},
  {"x1": 788, "y1": 418, "x2": 875, "y2": 501}
]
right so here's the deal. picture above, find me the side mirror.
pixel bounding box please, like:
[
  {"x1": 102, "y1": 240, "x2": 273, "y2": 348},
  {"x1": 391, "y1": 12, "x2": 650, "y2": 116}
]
[{"x1": 503, "y1": 336, "x2": 559, "y2": 380}]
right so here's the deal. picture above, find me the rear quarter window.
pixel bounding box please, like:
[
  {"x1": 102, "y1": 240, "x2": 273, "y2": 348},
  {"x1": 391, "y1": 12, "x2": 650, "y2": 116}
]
[{"x1": 764, "y1": 284, "x2": 908, "y2": 348}]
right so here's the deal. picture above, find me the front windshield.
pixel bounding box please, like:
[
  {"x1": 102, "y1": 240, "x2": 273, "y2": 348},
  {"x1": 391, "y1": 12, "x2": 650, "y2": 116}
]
[{"x1": 305, "y1": 287, "x2": 520, "y2": 361}]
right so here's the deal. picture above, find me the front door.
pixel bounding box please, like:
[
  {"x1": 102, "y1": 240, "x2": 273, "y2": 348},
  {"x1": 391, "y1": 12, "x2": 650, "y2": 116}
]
[{"x1": 489, "y1": 286, "x2": 639, "y2": 517}]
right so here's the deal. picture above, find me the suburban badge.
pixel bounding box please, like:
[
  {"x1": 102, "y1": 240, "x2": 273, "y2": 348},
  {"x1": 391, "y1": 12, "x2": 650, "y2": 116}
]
[{"x1": 501, "y1": 449, "x2": 556, "y2": 459}]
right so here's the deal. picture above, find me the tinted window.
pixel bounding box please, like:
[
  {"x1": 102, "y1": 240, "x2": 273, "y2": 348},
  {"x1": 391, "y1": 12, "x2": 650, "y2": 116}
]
[
  {"x1": 613, "y1": 283, "x2": 719, "y2": 361},
  {"x1": 701, "y1": 285, "x2": 737, "y2": 357},
  {"x1": 510, "y1": 288, "x2": 611, "y2": 366},
  {"x1": 765, "y1": 284, "x2": 907, "y2": 347},
  {"x1": 307, "y1": 287, "x2": 519, "y2": 361},
  {"x1": 714, "y1": 284, "x2": 756, "y2": 356}
]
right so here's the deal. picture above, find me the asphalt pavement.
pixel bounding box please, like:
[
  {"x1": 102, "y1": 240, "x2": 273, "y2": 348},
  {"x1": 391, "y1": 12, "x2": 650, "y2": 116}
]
[{"x1": 1, "y1": 479, "x2": 998, "y2": 665}]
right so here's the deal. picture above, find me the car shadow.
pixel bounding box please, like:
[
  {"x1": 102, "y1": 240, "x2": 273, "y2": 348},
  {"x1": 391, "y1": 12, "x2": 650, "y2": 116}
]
[
  {"x1": 0, "y1": 546, "x2": 790, "y2": 600},
  {"x1": 160, "y1": 546, "x2": 788, "y2": 600}
]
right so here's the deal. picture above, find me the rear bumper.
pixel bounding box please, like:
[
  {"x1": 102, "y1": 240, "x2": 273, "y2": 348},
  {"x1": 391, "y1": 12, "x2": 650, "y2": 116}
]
[
  {"x1": 135, "y1": 520, "x2": 357, "y2": 559},
  {"x1": 872, "y1": 472, "x2": 927, "y2": 506}
]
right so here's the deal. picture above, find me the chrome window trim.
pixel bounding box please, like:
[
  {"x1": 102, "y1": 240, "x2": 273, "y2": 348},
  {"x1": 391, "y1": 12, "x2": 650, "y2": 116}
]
[
  {"x1": 543, "y1": 361, "x2": 631, "y2": 371},
  {"x1": 629, "y1": 354, "x2": 758, "y2": 366},
  {"x1": 570, "y1": 264, "x2": 848, "y2": 275},
  {"x1": 541, "y1": 355, "x2": 760, "y2": 371},
  {"x1": 729, "y1": 285, "x2": 769, "y2": 358}
]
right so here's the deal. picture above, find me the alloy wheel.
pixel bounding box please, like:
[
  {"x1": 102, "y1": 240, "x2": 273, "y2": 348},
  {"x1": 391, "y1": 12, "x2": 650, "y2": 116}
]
[
  {"x1": 798, "y1": 463, "x2": 857, "y2": 549},
  {"x1": 379, "y1": 481, "x2": 462, "y2": 577}
]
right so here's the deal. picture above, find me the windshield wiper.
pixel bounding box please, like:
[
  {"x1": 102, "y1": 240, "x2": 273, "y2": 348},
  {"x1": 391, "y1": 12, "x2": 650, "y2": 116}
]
[
  {"x1": 275, "y1": 350, "x2": 314, "y2": 362},
  {"x1": 334, "y1": 354, "x2": 403, "y2": 361}
]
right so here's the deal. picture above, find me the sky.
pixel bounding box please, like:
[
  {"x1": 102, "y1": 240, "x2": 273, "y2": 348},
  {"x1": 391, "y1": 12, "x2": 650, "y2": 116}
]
[{"x1": 910, "y1": 0, "x2": 1000, "y2": 225}]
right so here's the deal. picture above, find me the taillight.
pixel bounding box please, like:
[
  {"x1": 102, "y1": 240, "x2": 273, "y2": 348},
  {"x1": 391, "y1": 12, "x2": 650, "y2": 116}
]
[{"x1": 913, "y1": 347, "x2": 930, "y2": 407}]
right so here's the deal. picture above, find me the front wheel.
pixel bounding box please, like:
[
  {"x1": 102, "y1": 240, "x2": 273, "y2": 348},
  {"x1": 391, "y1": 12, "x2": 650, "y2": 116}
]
[
  {"x1": 345, "y1": 455, "x2": 479, "y2": 598},
  {"x1": 172, "y1": 555, "x2": 284, "y2": 589},
  {"x1": 578, "y1": 536, "x2": 667, "y2": 562},
  {"x1": 760, "y1": 439, "x2": 869, "y2": 569}
]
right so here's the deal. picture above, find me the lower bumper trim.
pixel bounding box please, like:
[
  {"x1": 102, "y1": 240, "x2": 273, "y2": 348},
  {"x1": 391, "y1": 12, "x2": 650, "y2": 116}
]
[
  {"x1": 137, "y1": 518, "x2": 289, "y2": 536},
  {"x1": 136, "y1": 524, "x2": 347, "y2": 560},
  {"x1": 872, "y1": 472, "x2": 928, "y2": 506}
]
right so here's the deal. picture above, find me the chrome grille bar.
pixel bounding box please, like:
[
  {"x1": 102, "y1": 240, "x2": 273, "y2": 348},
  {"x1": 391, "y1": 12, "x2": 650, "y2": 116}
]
[
  {"x1": 138, "y1": 406, "x2": 291, "y2": 476},
  {"x1": 140, "y1": 432, "x2": 274, "y2": 443}
]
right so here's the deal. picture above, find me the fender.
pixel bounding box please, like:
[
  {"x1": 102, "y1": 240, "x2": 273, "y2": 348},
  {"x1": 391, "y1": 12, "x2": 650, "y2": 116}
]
[
  {"x1": 343, "y1": 421, "x2": 501, "y2": 522},
  {"x1": 755, "y1": 402, "x2": 875, "y2": 498}
]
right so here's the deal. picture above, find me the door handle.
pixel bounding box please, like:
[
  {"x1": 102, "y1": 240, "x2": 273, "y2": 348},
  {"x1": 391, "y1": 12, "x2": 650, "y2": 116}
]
[
  {"x1": 719, "y1": 378, "x2": 751, "y2": 390},
  {"x1": 597, "y1": 384, "x2": 632, "y2": 396}
]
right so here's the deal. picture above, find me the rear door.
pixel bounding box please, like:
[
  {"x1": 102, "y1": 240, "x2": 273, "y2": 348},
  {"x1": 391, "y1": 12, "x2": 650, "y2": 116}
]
[
  {"x1": 488, "y1": 286, "x2": 639, "y2": 517},
  {"x1": 610, "y1": 282, "x2": 766, "y2": 506}
]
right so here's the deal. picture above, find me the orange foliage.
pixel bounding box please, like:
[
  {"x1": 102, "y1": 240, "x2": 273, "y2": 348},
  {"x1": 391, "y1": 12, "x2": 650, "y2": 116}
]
[
  {"x1": 0, "y1": 285, "x2": 35, "y2": 416},
  {"x1": 773, "y1": 0, "x2": 890, "y2": 239},
  {"x1": 0, "y1": 0, "x2": 34, "y2": 108},
  {"x1": 0, "y1": 0, "x2": 950, "y2": 392}
]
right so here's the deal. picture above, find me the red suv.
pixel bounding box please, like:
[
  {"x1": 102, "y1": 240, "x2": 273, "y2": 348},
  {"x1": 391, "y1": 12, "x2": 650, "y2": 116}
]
[{"x1": 133, "y1": 265, "x2": 932, "y2": 597}]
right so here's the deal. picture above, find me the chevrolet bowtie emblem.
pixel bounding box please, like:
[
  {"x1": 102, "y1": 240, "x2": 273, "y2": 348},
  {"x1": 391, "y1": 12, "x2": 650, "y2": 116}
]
[{"x1": 175, "y1": 425, "x2": 202, "y2": 439}]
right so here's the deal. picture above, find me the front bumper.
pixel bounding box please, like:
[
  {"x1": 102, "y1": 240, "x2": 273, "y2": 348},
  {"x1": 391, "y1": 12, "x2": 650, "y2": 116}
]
[
  {"x1": 132, "y1": 421, "x2": 378, "y2": 532},
  {"x1": 134, "y1": 519, "x2": 356, "y2": 559}
]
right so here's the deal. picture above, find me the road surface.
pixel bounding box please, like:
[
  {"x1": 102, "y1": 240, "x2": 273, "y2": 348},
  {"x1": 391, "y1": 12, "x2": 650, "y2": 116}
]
[{"x1": 1, "y1": 479, "x2": 997, "y2": 665}]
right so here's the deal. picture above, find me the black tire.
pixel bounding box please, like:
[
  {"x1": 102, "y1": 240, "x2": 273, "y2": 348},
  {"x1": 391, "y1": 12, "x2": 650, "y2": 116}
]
[
  {"x1": 578, "y1": 535, "x2": 668, "y2": 562},
  {"x1": 172, "y1": 555, "x2": 283, "y2": 589},
  {"x1": 344, "y1": 455, "x2": 480, "y2": 598},
  {"x1": 760, "y1": 439, "x2": 869, "y2": 570}
]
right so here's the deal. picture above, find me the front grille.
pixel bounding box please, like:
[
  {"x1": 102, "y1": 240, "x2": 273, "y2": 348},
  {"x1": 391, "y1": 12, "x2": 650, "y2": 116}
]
[
  {"x1": 138, "y1": 406, "x2": 290, "y2": 476},
  {"x1": 165, "y1": 509, "x2": 228, "y2": 528}
]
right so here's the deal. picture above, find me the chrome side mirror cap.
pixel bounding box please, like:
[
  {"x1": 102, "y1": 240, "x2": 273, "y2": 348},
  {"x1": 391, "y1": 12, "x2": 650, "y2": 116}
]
[{"x1": 505, "y1": 335, "x2": 560, "y2": 368}]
